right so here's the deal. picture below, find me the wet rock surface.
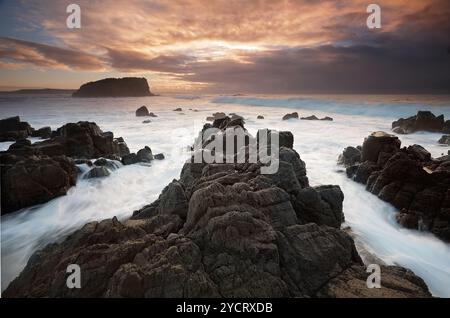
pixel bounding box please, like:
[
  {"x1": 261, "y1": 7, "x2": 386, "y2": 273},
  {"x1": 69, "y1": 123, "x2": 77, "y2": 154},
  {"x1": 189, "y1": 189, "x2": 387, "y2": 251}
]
[
  {"x1": 392, "y1": 111, "x2": 448, "y2": 134},
  {"x1": 340, "y1": 131, "x2": 450, "y2": 242},
  {"x1": 3, "y1": 121, "x2": 431, "y2": 298}
]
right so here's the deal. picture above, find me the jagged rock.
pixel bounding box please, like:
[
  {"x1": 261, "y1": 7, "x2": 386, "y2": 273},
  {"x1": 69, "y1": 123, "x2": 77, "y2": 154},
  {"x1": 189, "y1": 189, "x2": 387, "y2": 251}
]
[
  {"x1": 0, "y1": 155, "x2": 77, "y2": 214},
  {"x1": 137, "y1": 146, "x2": 153, "y2": 162},
  {"x1": 438, "y1": 135, "x2": 450, "y2": 145},
  {"x1": 339, "y1": 133, "x2": 450, "y2": 242},
  {"x1": 301, "y1": 115, "x2": 319, "y2": 120},
  {"x1": 136, "y1": 106, "x2": 150, "y2": 117},
  {"x1": 31, "y1": 127, "x2": 52, "y2": 139},
  {"x1": 282, "y1": 112, "x2": 299, "y2": 120},
  {"x1": 72, "y1": 77, "x2": 153, "y2": 97},
  {"x1": 292, "y1": 186, "x2": 344, "y2": 228},
  {"x1": 361, "y1": 131, "x2": 400, "y2": 164},
  {"x1": 32, "y1": 121, "x2": 130, "y2": 159},
  {"x1": 392, "y1": 111, "x2": 445, "y2": 134},
  {"x1": 93, "y1": 158, "x2": 120, "y2": 170},
  {"x1": 0, "y1": 116, "x2": 33, "y2": 141},
  {"x1": 84, "y1": 166, "x2": 111, "y2": 179},
  {"x1": 3, "y1": 121, "x2": 432, "y2": 298},
  {"x1": 338, "y1": 146, "x2": 361, "y2": 167}
]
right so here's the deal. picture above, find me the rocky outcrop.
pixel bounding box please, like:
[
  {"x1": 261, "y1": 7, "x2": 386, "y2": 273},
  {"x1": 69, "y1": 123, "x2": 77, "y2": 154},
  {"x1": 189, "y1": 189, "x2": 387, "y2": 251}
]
[
  {"x1": 31, "y1": 126, "x2": 52, "y2": 139},
  {"x1": 72, "y1": 77, "x2": 153, "y2": 97},
  {"x1": 32, "y1": 121, "x2": 130, "y2": 159},
  {"x1": 282, "y1": 112, "x2": 299, "y2": 120},
  {"x1": 0, "y1": 153, "x2": 77, "y2": 214},
  {"x1": 438, "y1": 135, "x2": 450, "y2": 146},
  {"x1": 392, "y1": 111, "x2": 448, "y2": 134},
  {"x1": 3, "y1": 121, "x2": 431, "y2": 298},
  {"x1": 0, "y1": 121, "x2": 133, "y2": 214},
  {"x1": 136, "y1": 106, "x2": 150, "y2": 117},
  {"x1": 339, "y1": 131, "x2": 450, "y2": 242},
  {"x1": 121, "y1": 146, "x2": 160, "y2": 165},
  {"x1": 0, "y1": 116, "x2": 33, "y2": 141}
]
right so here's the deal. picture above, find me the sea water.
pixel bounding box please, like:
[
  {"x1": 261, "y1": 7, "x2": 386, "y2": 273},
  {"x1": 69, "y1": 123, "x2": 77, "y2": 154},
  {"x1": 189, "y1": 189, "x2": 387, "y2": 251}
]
[{"x1": 1, "y1": 93, "x2": 449, "y2": 296}]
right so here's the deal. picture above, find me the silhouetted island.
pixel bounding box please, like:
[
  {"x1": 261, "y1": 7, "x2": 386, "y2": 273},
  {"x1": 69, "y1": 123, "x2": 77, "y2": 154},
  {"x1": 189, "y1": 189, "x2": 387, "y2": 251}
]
[{"x1": 72, "y1": 77, "x2": 154, "y2": 97}]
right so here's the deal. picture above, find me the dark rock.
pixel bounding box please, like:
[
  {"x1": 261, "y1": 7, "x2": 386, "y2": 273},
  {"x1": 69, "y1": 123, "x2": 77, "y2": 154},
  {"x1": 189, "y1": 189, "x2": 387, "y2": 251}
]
[
  {"x1": 135, "y1": 106, "x2": 150, "y2": 117},
  {"x1": 31, "y1": 127, "x2": 52, "y2": 139},
  {"x1": 72, "y1": 77, "x2": 153, "y2": 97},
  {"x1": 3, "y1": 120, "x2": 432, "y2": 298},
  {"x1": 137, "y1": 146, "x2": 153, "y2": 162},
  {"x1": 149, "y1": 112, "x2": 157, "y2": 117},
  {"x1": 0, "y1": 116, "x2": 33, "y2": 141},
  {"x1": 338, "y1": 146, "x2": 361, "y2": 167},
  {"x1": 84, "y1": 166, "x2": 111, "y2": 179},
  {"x1": 317, "y1": 265, "x2": 430, "y2": 298},
  {"x1": 339, "y1": 132, "x2": 450, "y2": 242},
  {"x1": 282, "y1": 112, "x2": 299, "y2": 120},
  {"x1": 93, "y1": 158, "x2": 120, "y2": 170},
  {"x1": 257, "y1": 115, "x2": 264, "y2": 119},
  {"x1": 154, "y1": 153, "x2": 165, "y2": 160},
  {"x1": 1, "y1": 155, "x2": 77, "y2": 214},
  {"x1": 142, "y1": 120, "x2": 151, "y2": 124},
  {"x1": 121, "y1": 153, "x2": 139, "y2": 165},
  {"x1": 320, "y1": 116, "x2": 333, "y2": 121},
  {"x1": 443, "y1": 121, "x2": 450, "y2": 134},
  {"x1": 279, "y1": 131, "x2": 294, "y2": 149},
  {"x1": 438, "y1": 135, "x2": 450, "y2": 145},
  {"x1": 361, "y1": 131, "x2": 400, "y2": 164},
  {"x1": 392, "y1": 111, "x2": 445, "y2": 134},
  {"x1": 301, "y1": 115, "x2": 319, "y2": 120},
  {"x1": 32, "y1": 121, "x2": 130, "y2": 159},
  {"x1": 173, "y1": 108, "x2": 182, "y2": 111}
]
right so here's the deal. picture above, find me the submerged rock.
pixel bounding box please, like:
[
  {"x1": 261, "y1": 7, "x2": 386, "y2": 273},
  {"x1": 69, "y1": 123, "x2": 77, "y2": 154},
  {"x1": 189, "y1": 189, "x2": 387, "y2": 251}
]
[
  {"x1": 438, "y1": 135, "x2": 450, "y2": 145},
  {"x1": 135, "y1": 105, "x2": 150, "y2": 117},
  {"x1": 257, "y1": 115, "x2": 264, "y2": 119},
  {"x1": 173, "y1": 108, "x2": 182, "y2": 111},
  {"x1": 84, "y1": 166, "x2": 111, "y2": 179},
  {"x1": 282, "y1": 112, "x2": 299, "y2": 120}
]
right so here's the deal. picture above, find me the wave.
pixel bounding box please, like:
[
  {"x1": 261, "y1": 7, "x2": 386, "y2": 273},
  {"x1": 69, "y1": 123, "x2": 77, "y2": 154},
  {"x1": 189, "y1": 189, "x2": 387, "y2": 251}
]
[{"x1": 212, "y1": 95, "x2": 450, "y2": 119}]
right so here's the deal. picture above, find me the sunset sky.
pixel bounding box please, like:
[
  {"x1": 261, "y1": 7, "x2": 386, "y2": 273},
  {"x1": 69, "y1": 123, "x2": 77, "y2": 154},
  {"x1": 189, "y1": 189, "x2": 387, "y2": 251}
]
[{"x1": 0, "y1": 0, "x2": 449, "y2": 93}]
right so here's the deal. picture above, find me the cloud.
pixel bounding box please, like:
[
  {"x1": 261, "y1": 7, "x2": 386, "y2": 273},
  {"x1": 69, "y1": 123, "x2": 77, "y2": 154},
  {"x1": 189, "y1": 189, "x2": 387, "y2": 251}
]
[
  {"x1": 0, "y1": 37, "x2": 104, "y2": 70},
  {"x1": 0, "y1": 0, "x2": 449, "y2": 92}
]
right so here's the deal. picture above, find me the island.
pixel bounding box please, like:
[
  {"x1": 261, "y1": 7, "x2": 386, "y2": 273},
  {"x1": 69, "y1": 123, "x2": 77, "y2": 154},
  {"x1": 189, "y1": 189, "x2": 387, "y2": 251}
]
[{"x1": 72, "y1": 77, "x2": 154, "y2": 97}]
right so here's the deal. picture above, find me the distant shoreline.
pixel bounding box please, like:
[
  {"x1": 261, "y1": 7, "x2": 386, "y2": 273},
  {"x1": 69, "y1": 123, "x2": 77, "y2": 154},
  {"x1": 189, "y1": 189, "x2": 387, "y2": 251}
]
[{"x1": 0, "y1": 88, "x2": 75, "y2": 95}]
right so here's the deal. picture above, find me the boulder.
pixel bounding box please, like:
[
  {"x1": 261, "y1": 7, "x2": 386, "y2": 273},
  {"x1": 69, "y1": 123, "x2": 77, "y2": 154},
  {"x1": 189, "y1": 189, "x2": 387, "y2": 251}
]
[
  {"x1": 1, "y1": 155, "x2": 77, "y2": 214},
  {"x1": 142, "y1": 120, "x2": 151, "y2": 124},
  {"x1": 392, "y1": 111, "x2": 445, "y2": 134},
  {"x1": 32, "y1": 121, "x2": 130, "y2": 159},
  {"x1": 154, "y1": 153, "x2": 165, "y2": 160},
  {"x1": 0, "y1": 116, "x2": 33, "y2": 141},
  {"x1": 31, "y1": 126, "x2": 52, "y2": 139},
  {"x1": 72, "y1": 77, "x2": 153, "y2": 97},
  {"x1": 282, "y1": 112, "x2": 299, "y2": 120},
  {"x1": 438, "y1": 135, "x2": 450, "y2": 145},
  {"x1": 137, "y1": 146, "x2": 153, "y2": 162},
  {"x1": 301, "y1": 115, "x2": 319, "y2": 120},
  {"x1": 257, "y1": 115, "x2": 264, "y2": 119},
  {"x1": 338, "y1": 146, "x2": 361, "y2": 167},
  {"x1": 135, "y1": 106, "x2": 150, "y2": 117},
  {"x1": 84, "y1": 166, "x2": 111, "y2": 179},
  {"x1": 361, "y1": 131, "x2": 400, "y2": 164},
  {"x1": 173, "y1": 108, "x2": 182, "y2": 111}
]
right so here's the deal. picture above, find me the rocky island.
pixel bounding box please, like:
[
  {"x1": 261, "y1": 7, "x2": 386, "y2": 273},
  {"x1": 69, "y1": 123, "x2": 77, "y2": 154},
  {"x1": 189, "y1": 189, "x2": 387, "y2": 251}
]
[{"x1": 72, "y1": 77, "x2": 154, "y2": 98}]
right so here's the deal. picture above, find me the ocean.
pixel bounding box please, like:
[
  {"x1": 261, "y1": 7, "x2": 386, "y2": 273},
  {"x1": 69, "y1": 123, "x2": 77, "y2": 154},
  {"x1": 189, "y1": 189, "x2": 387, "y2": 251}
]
[{"x1": 1, "y1": 93, "x2": 450, "y2": 296}]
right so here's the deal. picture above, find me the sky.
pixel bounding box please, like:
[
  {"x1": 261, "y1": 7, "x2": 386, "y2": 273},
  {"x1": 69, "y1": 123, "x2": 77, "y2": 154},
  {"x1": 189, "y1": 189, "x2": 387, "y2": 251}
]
[{"x1": 0, "y1": 0, "x2": 449, "y2": 94}]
